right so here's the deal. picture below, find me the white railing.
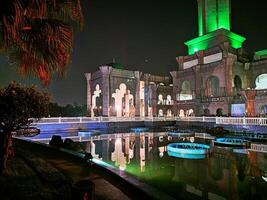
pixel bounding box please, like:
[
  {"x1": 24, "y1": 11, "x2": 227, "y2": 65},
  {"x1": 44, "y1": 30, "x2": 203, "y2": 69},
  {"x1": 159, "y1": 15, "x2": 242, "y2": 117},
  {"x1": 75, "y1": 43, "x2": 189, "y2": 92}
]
[
  {"x1": 176, "y1": 116, "x2": 267, "y2": 126},
  {"x1": 31, "y1": 116, "x2": 267, "y2": 126},
  {"x1": 31, "y1": 116, "x2": 177, "y2": 124},
  {"x1": 216, "y1": 117, "x2": 267, "y2": 126},
  {"x1": 176, "y1": 116, "x2": 216, "y2": 123},
  {"x1": 250, "y1": 143, "x2": 267, "y2": 153}
]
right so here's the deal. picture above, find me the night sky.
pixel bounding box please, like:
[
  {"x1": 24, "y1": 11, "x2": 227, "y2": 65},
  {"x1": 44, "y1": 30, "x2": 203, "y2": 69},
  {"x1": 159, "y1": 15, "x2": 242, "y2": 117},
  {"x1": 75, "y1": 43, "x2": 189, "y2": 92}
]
[{"x1": 0, "y1": 0, "x2": 266, "y2": 105}]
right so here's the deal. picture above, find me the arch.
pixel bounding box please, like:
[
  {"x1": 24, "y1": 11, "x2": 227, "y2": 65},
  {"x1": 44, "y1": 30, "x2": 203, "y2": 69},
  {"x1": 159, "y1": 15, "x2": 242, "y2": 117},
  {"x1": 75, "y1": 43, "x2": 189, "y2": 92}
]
[
  {"x1": 158, "y1": 94, "x2": 163, "y2": 105},
  {"x1": 179, "y1": 80, "x2": 193, "y2": 100},
  {"x1": 166, "y1": 95, "x2": 172, "y2": 105},
  {"x1": 167, "y1": 109, "x2": 172, "y2": 117},
  {"x1": 188, "y1": 109, "x2": 194, "y2": 116},
  {"x1": 179, "y1": 109, "x2": 185, "y2": 117},
  {"x1": 204, "y1": 108, "x2": 210, "y2": 116},
  {"x1": 255, "y1": 74, "x2": 267, "y2": 90},
  {"x1": 216, "y1": 108, "x2": 223, "y2": 116},
  {"x1": 112, "y1": 83, "x2": 134, "y2": 117},
  {"x1": 158, "y1": 109, "x2": 164, "y2": 117},
  {"x1": 234, "y1": 75, "x2": 242, "y2": 90},
  {"x1": 92, "y1": 84, "x2": 102, "y2": 117},
  {"x1": 181, "y1": 80, "x2": 191, "y2": 94},
  {"x1": 206, "y1": 76, "x2": 219, "y2": 97}
]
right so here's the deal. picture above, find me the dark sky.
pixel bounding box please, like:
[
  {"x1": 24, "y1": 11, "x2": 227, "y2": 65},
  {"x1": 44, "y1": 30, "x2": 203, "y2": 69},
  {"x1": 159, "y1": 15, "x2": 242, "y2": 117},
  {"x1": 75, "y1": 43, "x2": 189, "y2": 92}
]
[{"x1": 0, "y1": 0, "x2": 267, "y2": 105}]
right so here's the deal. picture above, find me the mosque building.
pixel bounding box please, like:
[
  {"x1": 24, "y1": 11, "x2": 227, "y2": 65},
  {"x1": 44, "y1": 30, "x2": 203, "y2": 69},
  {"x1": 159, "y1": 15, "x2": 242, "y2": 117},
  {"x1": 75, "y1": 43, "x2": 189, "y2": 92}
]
[{"x1": 85, "y1": 0, "x2": 267, "y2": 117}]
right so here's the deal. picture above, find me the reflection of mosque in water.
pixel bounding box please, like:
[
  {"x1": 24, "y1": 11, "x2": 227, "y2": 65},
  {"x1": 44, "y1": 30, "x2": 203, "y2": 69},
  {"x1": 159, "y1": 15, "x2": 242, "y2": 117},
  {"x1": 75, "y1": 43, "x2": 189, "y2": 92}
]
[{"x1": 84, "y1": 133, "x2": 267, "y2": 199}]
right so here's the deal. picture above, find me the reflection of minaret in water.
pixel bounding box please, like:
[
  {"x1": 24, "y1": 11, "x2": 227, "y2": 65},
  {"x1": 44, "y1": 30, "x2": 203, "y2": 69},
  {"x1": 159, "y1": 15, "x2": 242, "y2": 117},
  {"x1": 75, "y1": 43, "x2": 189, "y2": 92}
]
[{"x1": 111, "y1": 137, "x2": 127, "y2": 170}]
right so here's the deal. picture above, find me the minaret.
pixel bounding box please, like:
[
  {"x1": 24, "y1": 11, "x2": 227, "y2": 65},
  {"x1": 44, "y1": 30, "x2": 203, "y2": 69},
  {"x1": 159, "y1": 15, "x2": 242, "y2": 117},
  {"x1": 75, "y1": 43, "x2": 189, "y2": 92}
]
[
  {"x1": 185, "y1": 0, "x2": 246, "y2": 55},
  {"x1": 197, "y1": 0, "x2": 231, "y2": 36}
]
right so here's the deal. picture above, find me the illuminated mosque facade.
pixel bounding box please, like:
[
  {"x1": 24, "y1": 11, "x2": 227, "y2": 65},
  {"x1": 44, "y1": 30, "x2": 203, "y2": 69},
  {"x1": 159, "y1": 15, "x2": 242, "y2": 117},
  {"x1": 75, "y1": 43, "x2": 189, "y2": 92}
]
[{"x1": 85, "y1": 0, "x2": 267, "y2": 117}]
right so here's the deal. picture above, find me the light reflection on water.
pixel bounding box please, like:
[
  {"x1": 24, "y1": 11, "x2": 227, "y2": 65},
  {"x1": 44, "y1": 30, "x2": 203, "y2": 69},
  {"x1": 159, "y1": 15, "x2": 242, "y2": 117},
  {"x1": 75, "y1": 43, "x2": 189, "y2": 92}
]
[{"x1": 80, "y1": 131, "x2": 267, "y2": 200}]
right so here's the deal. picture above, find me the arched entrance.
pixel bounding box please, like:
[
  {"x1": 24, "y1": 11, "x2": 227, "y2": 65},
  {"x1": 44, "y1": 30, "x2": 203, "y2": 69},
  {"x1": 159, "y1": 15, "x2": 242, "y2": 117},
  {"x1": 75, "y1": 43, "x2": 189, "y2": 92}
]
[
  {"x1": 92, "y1": 84, "x2": 102, "y2": 116},
  {"x1": 234, "y1": 75, "x2": 242, "y2": 90},
  {"x1": 158, "y1": 94, "x2": 163, "y2": 105},
  {"x1": 204, "y1": 108, "x2": 210, "y2": 116},
  {"x1": 216, "y1": 108, "x2": 223, "y2": 116},
  {"x1": 234, "y1": 75, "x2": 242, "y2": 95},
  {"x1": 179, "y1": 109, "x2": 185, "y2": 117},
  {"x1": 167, "y1": 109, "x2": 172, "y2": 117},
  {"x1": 166, "y1": 95, "x2": 172, "y2": 105},
  {"x1": 179, "y1": 80, "x2": 193, "y2": 100},
  {"x1": 112, "y1": 83, "x2": 135, "y2": 117},
  {"x1": 206, "y1": 76, "x2": 219, "y2": 97},
  {"x1": 158, "y1": 109, "x2": 164, "y2": 117}
]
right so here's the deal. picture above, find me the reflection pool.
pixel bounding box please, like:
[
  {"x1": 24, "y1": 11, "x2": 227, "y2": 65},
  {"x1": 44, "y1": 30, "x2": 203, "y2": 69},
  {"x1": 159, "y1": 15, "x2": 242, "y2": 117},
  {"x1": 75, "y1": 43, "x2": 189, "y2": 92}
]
[
  {"x1": 33, "y1": 131, "x2": 267, "y2": 199},
  {"x1": 77, "y1": 131, "x2": 267, "y2": 199}
]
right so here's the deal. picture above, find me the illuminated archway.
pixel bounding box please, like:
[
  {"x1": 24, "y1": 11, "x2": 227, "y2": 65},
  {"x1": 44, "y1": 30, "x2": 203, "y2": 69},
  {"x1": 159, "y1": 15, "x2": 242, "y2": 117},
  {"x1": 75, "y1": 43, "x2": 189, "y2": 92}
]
[
  {"x1": 92, "y1": 84, "x2": 102, "y2": 116},
  {"x1": 158, "y1": 109, "x2": 164, "y2": 117},
  {"x1": 255, "y1": 74, "x2": 267, "y2": 90},
  {"x1": 112, "y1": 83, "x2": 134, "y2": 117},
  {"x1": 188, "y1": 109, "x2": 194, "y2": 116},
  {"x1": 179, "y1": 109, "x2": 185, "y2": 117},
  {"x1": 206, "y1": 76, "x2": 219, "y2": 97},
  {"x1": 178, "y1": 81, "x2": 193, "y2": 100},
  {"x1": 166, "y1": 95, "x2": 172, "y2": 105},
  {"x1": 167, "y1": 109, "x2": 172, "y2": 117},
  {"x1": 158, "y1": 94, "x2": 163, "y2": 105}
]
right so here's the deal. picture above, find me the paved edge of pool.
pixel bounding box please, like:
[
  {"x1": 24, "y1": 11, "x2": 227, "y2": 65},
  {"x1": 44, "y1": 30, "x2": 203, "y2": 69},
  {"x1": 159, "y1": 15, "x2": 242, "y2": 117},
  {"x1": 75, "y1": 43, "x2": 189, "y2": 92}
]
[{"x1": 14, "y1": 138, "x2": 175, "y2": 200}]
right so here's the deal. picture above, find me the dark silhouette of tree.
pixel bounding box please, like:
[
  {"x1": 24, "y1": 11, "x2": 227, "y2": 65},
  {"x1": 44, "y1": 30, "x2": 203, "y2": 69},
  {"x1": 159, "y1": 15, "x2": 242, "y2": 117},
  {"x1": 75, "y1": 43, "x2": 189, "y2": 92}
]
[
  {"x1": 0, "y1": 82, "x2": 50, "y2": 172},
  {"x1": 48, "y1": 102, "x2": 87, "y2": 117},
  {"x1": 0, "y1": 0, "x2": 83, "y2": 85}
]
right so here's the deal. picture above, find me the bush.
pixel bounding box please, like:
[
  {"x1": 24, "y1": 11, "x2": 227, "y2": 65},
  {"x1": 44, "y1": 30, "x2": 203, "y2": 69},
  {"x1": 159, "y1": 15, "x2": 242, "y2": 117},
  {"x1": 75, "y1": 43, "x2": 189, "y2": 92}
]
[{"x1": 49, "y1": 135, "x2": 63, "y2": 148}]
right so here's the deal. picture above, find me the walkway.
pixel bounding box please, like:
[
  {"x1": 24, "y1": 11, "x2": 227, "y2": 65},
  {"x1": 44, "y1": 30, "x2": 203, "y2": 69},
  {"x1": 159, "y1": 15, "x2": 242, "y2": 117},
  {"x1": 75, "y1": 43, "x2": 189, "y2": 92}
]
[{"x1": 15, "y1": 139, "x2": 130, "y2": 200}]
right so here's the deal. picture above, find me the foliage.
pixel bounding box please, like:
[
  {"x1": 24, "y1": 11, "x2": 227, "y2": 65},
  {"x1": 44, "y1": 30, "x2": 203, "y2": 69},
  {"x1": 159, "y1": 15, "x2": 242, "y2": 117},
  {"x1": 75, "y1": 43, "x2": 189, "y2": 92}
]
[
  {"x1": 0, "y1": 82, "x2": 50, "y2": 132},
  {"x1": 0, "y1": 0, "x2": 83, "y2": 85},
  {"x1": 0, "y1": 82, "x2": 50, "y2": 172},
  {"x1": 48, "y1": 102, "x2": 87, "y2": 117}
]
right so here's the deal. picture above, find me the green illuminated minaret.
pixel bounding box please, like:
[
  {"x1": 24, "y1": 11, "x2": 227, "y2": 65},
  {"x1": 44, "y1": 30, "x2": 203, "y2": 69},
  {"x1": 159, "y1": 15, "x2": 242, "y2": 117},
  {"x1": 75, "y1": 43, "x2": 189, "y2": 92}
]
[{"x1": 185, "y1": 0, "x2": 246, "y2": 55}]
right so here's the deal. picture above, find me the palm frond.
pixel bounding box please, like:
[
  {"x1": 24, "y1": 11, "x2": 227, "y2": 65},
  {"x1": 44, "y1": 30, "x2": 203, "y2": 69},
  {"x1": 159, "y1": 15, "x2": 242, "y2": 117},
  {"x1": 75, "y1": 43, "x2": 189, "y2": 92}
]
[{"x1": 0, "y1": 0, "x2": 83, "y2": 85}]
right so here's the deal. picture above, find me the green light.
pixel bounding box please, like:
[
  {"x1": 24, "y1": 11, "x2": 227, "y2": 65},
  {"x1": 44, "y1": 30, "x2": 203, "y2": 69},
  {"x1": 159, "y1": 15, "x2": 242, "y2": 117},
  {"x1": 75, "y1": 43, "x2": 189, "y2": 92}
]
[
  {"x1": 198, "y1": 1, "x2": 203, "y2": 36},
  {"x1": 197, "y1": 0, "x2": 231, "y2": 36},
  {"x1": 255, "y1": 49, "x2": 267, "y2": 57},
  {"x1": 205, "y1": 0, "x2": 218, "y2": 33},
  {"x1": 185, "y1": 29, "x2": 246, "y2": 55},
  {"x1": 255, "y1": 49, "x2": 267, "y2": 60},
  {"x1": 218, "y1": 0, "x2": 231, "y2": 30}
]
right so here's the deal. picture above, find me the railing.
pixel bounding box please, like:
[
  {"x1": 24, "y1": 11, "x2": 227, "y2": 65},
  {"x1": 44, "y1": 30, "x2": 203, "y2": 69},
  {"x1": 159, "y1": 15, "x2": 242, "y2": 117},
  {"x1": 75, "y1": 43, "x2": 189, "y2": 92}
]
[
  {"x1": 176, "y1": 116, "x2": 267, "y2": 126},
  {"x1": 216, "y1": 117, "x2": 267, "y2": 126},
  {"x1": 31, "y1": 116, "x2": 177, "y2": 124},
  {"x1": 250, "y1": 143, "x2": 267, "y2": 153},
  {"x1": 176, "y1": 116, "x2": 216, "y2": 123},
  {"x1": 31, "y1": 116, "x2": 267, "y2": 126}
]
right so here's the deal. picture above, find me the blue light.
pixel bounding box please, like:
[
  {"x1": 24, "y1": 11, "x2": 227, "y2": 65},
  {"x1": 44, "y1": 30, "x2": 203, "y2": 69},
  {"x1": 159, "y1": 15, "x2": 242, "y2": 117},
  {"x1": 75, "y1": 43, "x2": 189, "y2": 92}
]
[
  {"x1": 167, "y1": 132, "x2": 194, "y2": 137},
  {"x1": 78, "y1": 131, "x2": 92, "y2": 137},
  {"x1": 130, "y1": 127, "x2": 149, "y2": 133},
  {"x1": 167, "y1": 151, "x2": 206, "y2": 159},
  {"x1": 167, "y1": 142, "x2": 210, "y2": 159},
  {"x1": 214, "y1": 138, "x2": 248, "y2": 147}
]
